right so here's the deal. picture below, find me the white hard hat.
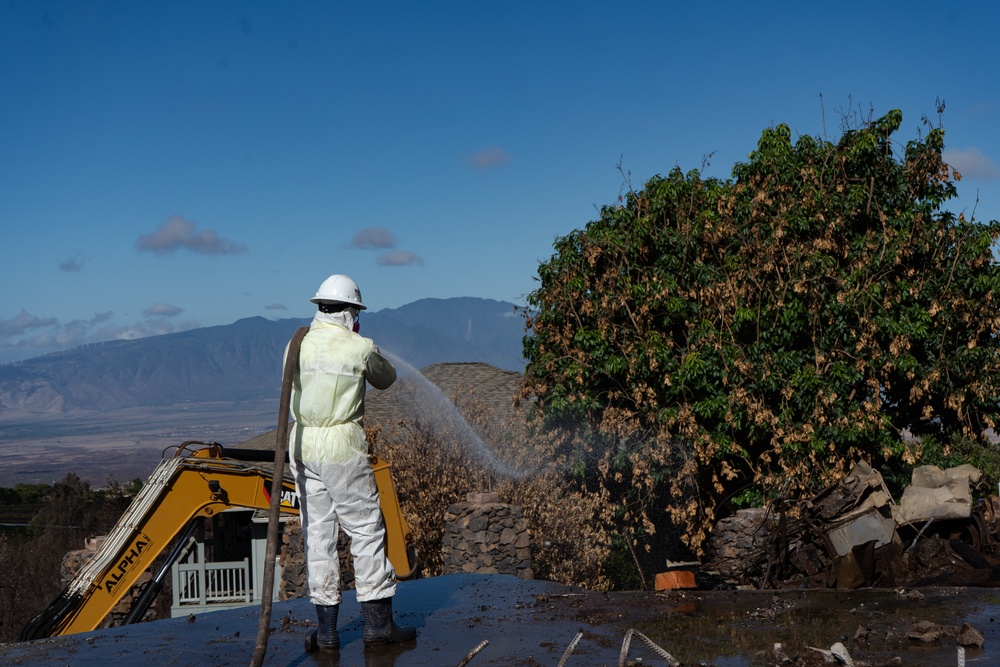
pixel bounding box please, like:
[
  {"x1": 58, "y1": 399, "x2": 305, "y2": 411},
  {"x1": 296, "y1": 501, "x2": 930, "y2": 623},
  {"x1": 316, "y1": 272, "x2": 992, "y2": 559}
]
[{"x1": 310, "y1": 274, "x2": 366, "y2": 309}]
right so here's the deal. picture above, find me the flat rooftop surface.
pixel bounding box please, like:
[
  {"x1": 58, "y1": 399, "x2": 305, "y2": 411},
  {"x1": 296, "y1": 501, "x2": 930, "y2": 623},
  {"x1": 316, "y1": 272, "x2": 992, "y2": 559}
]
[{"x1": 2, "y1": 574, "x2": 997, "y2": 666}]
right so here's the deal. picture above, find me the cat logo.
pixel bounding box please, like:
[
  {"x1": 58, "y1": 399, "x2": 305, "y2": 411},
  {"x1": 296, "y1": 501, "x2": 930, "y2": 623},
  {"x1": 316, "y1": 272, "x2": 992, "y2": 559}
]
[
  {"x1": 280, "y1": 486, "x2": 300, "y2": 509},
  {"x1": 103, "y1": 533, "x2": 153, "y2": 595},
  {"x1": 263, "y1": 480, "x2": 300, "y2": 510}
]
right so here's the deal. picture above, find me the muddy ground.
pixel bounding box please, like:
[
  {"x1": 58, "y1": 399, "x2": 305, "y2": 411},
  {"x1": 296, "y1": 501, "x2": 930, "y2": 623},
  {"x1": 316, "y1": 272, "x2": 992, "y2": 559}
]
[{"x1": 1, "y1": 573, "x2": 995, "y2": 666}]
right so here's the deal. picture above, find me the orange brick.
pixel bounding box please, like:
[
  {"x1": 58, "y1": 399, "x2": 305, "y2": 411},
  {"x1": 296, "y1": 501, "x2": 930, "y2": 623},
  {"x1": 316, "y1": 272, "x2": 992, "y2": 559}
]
[{"x1": 654, "y1": 570, "x2": 696, "y2": 590}]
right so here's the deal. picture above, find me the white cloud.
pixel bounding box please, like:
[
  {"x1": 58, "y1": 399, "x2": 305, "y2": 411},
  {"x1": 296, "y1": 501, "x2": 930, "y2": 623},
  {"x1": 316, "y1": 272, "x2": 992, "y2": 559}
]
[
  {"x1": 18, "y1": 318, "x2": 92, "y2": 349},
  {"x1": 265, "y1": 303, "x2": 288, "y2": 311},
  {"x1": 59, "y1": 253, "x2": 84, "y2": 272},
  {"x1": 377, "y1": 250, "x2": 424, "y2": 267},
  {"x1": 348, "y1": 227, "x2": 397, "y2": 250},
  {"x1": 0, "y1": 310, "x2": 58, "y2": 338},
  {"x1": 136, "y1": 215, "x2": 248, "y2": 255},
  {"x1": 103, "y1": 318, "x2": 201, "y2": 341},
  {"x1": 467, "y1": 145, "x2": 512, "y2": 170},
  {"x1": 0, "y1": 309, "x2": 199, "y2": 362},
  {"x1": 142, "y1": 303, "x2": 184, "y2": 317},
  {"x1": 0, "y1": 314, "x2": 100, "y2": 358},
  {"x1": 968, "y1": 101, "x2": 1000, "y2": 118},
  {"x1": 943, "y1": 147, "x2": 1000, "y2": 180}
]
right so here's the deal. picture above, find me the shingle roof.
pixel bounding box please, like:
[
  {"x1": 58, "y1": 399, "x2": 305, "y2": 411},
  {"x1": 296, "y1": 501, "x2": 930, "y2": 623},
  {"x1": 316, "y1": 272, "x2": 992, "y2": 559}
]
[{"x1": 366, "y1": 362, "x2": 523, "y2": 426}]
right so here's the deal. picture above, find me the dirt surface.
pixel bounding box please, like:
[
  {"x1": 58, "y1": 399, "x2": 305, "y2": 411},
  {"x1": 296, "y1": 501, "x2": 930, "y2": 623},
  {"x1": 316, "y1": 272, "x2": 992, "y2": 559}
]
[{"x1": 1, "y1": 574, "x2": 995, "y2": 666}]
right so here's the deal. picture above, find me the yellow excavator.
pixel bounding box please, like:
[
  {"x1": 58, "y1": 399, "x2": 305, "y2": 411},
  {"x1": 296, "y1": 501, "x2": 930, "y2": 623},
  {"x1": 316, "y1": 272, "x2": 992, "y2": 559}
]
[{"x1": 20, "y1": 440, "x2": 416, "y2": 640}]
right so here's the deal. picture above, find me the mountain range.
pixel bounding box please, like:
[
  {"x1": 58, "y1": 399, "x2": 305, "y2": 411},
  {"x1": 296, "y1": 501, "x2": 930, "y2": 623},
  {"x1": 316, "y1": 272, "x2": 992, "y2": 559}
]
[{"x1": 0, "y1": 298, "x2": 528, "y2": 416}]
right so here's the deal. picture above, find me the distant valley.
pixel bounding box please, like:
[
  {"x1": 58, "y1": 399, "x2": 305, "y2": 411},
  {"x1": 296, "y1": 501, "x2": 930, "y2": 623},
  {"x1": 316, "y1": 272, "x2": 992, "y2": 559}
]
[{"x1": 0, "y1": 297, "x2": 528, "y2": 486}]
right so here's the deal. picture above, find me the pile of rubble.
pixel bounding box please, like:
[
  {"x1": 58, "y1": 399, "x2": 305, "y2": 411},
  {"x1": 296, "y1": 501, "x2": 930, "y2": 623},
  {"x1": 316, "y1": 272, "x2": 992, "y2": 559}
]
[{"x1": 707, "y1": 462, "x2": 1000, "y2": 589}]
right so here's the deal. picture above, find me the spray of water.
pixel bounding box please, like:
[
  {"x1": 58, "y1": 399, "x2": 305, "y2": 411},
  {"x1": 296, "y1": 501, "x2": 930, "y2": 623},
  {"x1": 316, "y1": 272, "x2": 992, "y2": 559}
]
[{"x1": 381, "y1": 350, "x2": 525, "y2": 479}]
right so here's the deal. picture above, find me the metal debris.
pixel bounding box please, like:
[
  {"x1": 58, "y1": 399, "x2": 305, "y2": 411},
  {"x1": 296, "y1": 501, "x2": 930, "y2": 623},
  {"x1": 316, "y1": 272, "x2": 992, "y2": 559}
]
[
  {"x1": 552, "y1": 628, "x2": 679, "y2": 667},
  {"x1": 556, "y1": 632, "x2": 583, "y2": 667},
  {"x1": 711, "y1": 461, "x2": 1000, "y2": 590},
  {"x1": 456, "y1": 639, "x2": 489, "y2": 667},
  {"x1": 618, "y1": 629, "x2": 679, "y2": 667}
]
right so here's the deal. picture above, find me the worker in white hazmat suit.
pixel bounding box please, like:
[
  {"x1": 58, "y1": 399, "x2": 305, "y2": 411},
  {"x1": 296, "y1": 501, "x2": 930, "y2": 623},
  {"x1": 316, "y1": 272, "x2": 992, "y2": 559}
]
[{"x1": 287, "y1": 274, "x2": 416, "y2": 653}]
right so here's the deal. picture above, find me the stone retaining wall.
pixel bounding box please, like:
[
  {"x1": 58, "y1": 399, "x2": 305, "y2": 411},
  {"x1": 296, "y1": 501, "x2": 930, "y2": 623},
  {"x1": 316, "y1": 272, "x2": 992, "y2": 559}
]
[
  {"x1": 704, "y1": 507, "x2": 777, "y2": 580},
  {"x1": 441, "y1": 492, "x2": 533, "y2": 579},
  {"x1": 279, "y1": 519, "x2": 354, "y2": 600},
  {"x1": 278, "y1": 519, "x2": 307, "y2": 600}
]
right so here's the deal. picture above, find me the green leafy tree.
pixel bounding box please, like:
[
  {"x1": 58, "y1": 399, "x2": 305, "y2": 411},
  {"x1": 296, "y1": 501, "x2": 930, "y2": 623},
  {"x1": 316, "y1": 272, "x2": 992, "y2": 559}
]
[{"x1": 524, "y1": 108, "x2": 1000, "y2": 557}]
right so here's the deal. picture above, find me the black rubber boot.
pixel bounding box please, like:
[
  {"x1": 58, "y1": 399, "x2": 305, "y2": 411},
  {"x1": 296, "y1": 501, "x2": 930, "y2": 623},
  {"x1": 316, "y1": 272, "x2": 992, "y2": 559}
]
[
  {"x1": 361, "y1": 598, "x2": 416, "y2": 647},
  {"x1": 305, "y1": 603, "x2": 340, "y2": 652}
]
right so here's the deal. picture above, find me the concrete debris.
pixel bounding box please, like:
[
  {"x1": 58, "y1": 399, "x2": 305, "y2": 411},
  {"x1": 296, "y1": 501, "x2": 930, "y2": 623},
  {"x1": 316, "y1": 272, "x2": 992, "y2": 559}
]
[
  {"x1": 773, "y1": 642, "x2": 792, "y2": 663},
  {"x1": 958, "y1": 622, "x2": 987, "y2": 648},
  {"x1": 830, "y1": 641, "x2": 855, "y2": 666},
  {"x1": 906, "y1": 620, "x2": 986, "y2": 647},
  {"x1": 806, "y1": 641, "x2": 854, "y2": 665},
  {"x1": 707, "y1": 461, "x2": 1000, "y2": 591},
  {"x1": 907, "y1": 620, "x2": 945, "y2": 643}
]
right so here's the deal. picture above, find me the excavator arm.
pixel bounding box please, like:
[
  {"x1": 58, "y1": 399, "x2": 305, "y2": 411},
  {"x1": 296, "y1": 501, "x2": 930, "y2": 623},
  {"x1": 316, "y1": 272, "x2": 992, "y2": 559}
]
[{"x1": 21, "y1": 442, "x2": 415, "y2": 639}]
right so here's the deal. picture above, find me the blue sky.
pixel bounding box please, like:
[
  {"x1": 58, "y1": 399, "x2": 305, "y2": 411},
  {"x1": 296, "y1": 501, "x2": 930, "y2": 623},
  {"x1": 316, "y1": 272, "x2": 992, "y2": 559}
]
[{"x1": 2, "y1": 1, "x2": 998, "y2": 364}]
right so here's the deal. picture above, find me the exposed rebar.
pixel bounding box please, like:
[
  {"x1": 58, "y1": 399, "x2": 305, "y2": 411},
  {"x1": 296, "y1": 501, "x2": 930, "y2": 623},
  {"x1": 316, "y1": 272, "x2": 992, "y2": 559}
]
[
  {"x1": 557, "y1": 631, "x2": 583, "y2": 667},
  {"x1": 618, "y1": 628, "x2": 679, "y2": 667},
  {"x1": 456, "y1": 640, "x2": 489, "y2": 667}
]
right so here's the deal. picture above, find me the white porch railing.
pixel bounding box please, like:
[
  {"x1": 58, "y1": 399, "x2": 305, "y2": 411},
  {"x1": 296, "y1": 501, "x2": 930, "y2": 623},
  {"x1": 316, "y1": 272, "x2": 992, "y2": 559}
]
[{"x1": 171, "y1": 539, "x2": 252, "y2": 609}]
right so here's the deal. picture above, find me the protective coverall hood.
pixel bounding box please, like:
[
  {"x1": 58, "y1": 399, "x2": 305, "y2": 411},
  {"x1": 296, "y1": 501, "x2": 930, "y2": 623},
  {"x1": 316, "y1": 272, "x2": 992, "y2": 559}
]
[{"x1": 314, "y1": 308, "x2": 357, "y2": 331}]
